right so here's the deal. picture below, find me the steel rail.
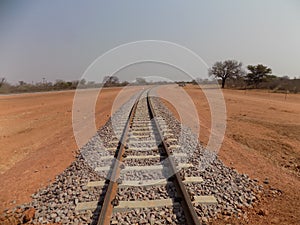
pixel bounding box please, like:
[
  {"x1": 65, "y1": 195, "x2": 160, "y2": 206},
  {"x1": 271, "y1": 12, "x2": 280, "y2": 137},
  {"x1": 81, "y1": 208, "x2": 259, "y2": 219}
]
[
  {"x1": 146, "y1": 90, "x2": 201, "y2": 225},
  {"x1": 97, "y1": 91, "x2": 144, "y2": 225},
  {"x1": 97, "y1": 89, "x2": 200, "y2": 225}
]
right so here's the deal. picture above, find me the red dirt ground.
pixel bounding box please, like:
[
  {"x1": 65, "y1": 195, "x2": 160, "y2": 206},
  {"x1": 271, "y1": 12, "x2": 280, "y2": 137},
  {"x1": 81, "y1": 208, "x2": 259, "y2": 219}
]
[
  {"x1": 0, "y1": 85, "x2": 299, "y2": 225},
  {"x1": 157, "y1": 85, "x2": 300, "y2": 225},
  {"x1": 0, "y1": 87, "x2": 142, "y2": 211}
]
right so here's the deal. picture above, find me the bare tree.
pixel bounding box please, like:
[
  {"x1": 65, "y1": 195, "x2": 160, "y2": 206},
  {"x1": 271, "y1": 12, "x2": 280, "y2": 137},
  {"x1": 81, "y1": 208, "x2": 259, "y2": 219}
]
[
  {"x1": 209, "y1": 60, "x2": 245, "y2": 88},
  {"x1": 0, "y1": 77, "x2": 6, "y2": 88}
]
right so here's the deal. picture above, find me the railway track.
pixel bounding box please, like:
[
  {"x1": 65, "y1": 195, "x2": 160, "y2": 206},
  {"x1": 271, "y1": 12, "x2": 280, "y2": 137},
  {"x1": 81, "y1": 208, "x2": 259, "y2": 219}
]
[{"x1": 76, "y1": 89, "x2": 217, "y2": 224}]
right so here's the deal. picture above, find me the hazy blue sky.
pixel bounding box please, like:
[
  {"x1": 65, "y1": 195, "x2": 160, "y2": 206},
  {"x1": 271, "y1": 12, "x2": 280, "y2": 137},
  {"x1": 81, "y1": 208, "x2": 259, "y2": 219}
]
[{"x1": 0, "y1": 0, "x2": 299, "y2": 83}]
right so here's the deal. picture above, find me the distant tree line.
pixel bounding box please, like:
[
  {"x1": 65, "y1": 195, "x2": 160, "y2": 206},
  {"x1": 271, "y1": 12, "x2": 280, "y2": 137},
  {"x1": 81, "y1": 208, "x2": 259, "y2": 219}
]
[
  {"x1": 0, "y1": 75, "x2": 171, "y2": 94},
  {"x1": 208, "y1": 60, "x2": 300, "y2": 93},
  {"x1": 2, "y1": 66, "x2": 298, "y2": 94},
  {"x1": 0, "y1": 79, "x2": 91, "y2": 94}
]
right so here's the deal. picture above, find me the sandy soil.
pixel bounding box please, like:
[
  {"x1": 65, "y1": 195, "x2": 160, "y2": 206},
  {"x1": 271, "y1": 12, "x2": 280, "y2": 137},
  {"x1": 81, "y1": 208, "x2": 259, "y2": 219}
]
[
  {"x1": 157, "y1": 85, "x2": 300, "y2": 225},
  {"x1": 1, "y1": 85, "x2": 299, "y2": 224},
  {"x1": 0, "y1": 87, "x2": 142, "y2": 211}
]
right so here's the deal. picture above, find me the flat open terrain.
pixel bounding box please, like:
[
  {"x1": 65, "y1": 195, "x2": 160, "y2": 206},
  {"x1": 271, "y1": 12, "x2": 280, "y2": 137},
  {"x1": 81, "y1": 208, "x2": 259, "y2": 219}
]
[
  {"x1": 158, "y1": 85, "x2": 300, "y2": 225},
  {"x1": 0, "y1": 87, "x2": 142, "y2": 211},
  {"x1": 0, "y1": 85, "x2": 299, "y2": 224}
]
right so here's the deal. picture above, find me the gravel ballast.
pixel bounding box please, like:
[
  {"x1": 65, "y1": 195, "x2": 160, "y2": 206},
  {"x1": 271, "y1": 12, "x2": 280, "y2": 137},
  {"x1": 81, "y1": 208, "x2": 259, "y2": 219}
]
[{"x1": 2, "y1": 90, "x2": 263, "y2": 225}]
